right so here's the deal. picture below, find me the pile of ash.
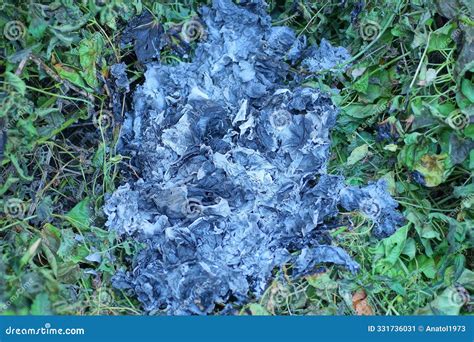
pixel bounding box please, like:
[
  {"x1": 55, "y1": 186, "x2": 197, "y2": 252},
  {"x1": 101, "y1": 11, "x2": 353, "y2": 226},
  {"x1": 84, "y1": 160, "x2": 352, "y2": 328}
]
[{"x1": 104, "y1": 0, "x2": 403, "y2": 315}]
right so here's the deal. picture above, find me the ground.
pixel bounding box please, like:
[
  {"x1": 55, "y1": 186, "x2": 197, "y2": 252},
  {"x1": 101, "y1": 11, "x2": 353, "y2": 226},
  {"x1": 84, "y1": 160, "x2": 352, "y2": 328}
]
[{"x1": 0, "y1": 0, "x2": 473, "y2": 315}]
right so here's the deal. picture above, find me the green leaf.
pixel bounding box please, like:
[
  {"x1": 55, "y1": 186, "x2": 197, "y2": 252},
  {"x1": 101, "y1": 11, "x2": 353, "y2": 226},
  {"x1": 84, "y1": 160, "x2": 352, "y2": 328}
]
[
  {"x1": 420, "y1": 225, "x2": 441, "y2": 239},
  {"x1": 413, "y1": 154, "x2": 449, "y2": 187},
  {"x1": 100, "y1": 7, "x2": 118, "y2": 30},
  {"x1": 28, "y1": 17, "x2": 48, "y2": 40},
  {"x1": 54, "y1": 64, "x2": 89, "y2": 90},
  {"x1": 92, "y1": 142, "x2": 106, "y2": 168},
  {"x1": 31, "y1": 293, "x2": 52, "y2": 315},
  {"x1": 70, "y1": 245, "x2": 91, "y2": 264},
  {"x1": 20, "y1": 238, "x2": 42, "y2": 268},
  {"x1": 461, "y1": 78, "x2": 474, "y2": 103},
  {"x1": 417, "y1": 255, "x2": 437, "y2": 279},
  {"x1": 352, "y1": 71, "x2": 369, "y2": 94},
  {"x1": 411, "y1": 30, "x2": 428, "y2": 49},
  {"x1": 453, "y1": 183, "x2": 474, "y2": 198},
  {"x1": 78, "y1": 34, "x2": 103, "y2": 88},
  {"x1": 417, "y1": 287, "x2": 464, "y2": 315},
  {"x1": 347, "y1": 144, "x2": 369, "y2": 165},
  {"x1": 5, "y1": 72, "x2": 26, "y2": 95},
  {"x1": 17, "y1": 119, "x2": 38, "y2": 140},
  {"x1": 65, "y1": 197, "x2": 92, "y2": 230},
  {"x1": 458, "y1": 269, "x2": 474, "y2": 291},
  {"x1": 398, "y1": 143, "x2": 431, "y2": 170},
  {"x1": 42, "y1": 244, "x2": 58, "y2": 278},
  {"x1": 306, "y1": 273, "x2": 338, "y2": 290},
  {"x1": 57, "y1": 229, "x2": 77, "y2": 260},
  {"x1": 380, "y1": 171, "x2": 396, "y2": 195},
  {"x1": 383, "y1": 143, "x2": 398, "y2": 152},
  {"x1": 403, "y1": 132, "x2": 422, "y2": 145},
  {"x1": 401, "y1": 238, "x2": 416, "y2": 259},
  {"x1": 343, "y1": 99, "x2": 388, "y2": 119},
  {"x1": 0, "y1": 176, "x2": 20, "y2": 196},
  {"x1": 43, "y1": 223, "x2": 61, "y2": 249},
  {"x1": 388, "y1": 282, "x2": 406, "y2": 296},
  {"x1": 428, "y1": 33, "x2": 452, "y2": 52},
  {"x1": 464, "y1": 123, "x2": 474, "y2": 140},
  {"x1": 380, "y1": 225, "x2": 409, "y2": 265}
]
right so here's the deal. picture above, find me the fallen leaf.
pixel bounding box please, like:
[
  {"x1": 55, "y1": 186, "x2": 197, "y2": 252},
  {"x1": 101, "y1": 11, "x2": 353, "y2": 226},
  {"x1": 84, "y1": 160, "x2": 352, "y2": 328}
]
[
  {"x1": 414, "y1": 154, "x2": 448, "y2": 187},
  {"x1": 347, "y1": 144, "x2": 369, "y2": 165},
  {"x1": 65, "y1": 197, "x2": 92, "y2": 230},
  {"x1": 352, "y1": 289, "x2": 374, "y2": 315},
  {"x1": 20, "y1": 238, "x2": 42, "y2": 268}
]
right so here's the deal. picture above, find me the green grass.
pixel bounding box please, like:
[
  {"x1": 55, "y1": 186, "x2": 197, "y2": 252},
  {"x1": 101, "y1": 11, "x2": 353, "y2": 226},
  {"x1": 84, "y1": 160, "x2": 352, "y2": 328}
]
[{"x1": 0, "y1": 0, "x2": 473, "y2": 316}]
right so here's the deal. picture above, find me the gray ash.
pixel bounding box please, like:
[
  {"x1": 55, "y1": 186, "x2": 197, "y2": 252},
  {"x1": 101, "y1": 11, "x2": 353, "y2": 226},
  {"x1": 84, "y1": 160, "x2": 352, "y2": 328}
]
[{"x1": 104, "y1": 0, "x2": 403, "y2": 315}]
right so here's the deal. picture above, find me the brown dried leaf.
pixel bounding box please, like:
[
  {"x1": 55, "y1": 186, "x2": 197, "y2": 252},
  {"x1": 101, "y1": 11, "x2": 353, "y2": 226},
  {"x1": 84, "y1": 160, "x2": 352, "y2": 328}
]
[{"x1": 352, "y1": 289, "x2": 374, "y2": 315}]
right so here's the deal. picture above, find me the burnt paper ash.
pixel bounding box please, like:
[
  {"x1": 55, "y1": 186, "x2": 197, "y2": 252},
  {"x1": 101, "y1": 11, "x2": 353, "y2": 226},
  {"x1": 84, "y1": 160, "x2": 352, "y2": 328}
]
[{"x1": 104, "y1": 0, "x2": 404, "y2": 315}]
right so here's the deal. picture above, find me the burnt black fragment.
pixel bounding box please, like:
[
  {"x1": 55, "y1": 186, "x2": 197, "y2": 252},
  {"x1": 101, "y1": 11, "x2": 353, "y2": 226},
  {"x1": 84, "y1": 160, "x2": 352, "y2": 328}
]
[
  {"x1": 121, "y1": 12, "x2": 165, "y2": 63},
  {"x1": 105, "y1": 0, "x2": 403, "y2": 315},
  {"x1": 376, "y1": 121, "x2": 399, "y2": 142},
  {"x1": 411, "y1": 171, "x2": 426, "y2": 187},
  {"x1": 350, "y1": 1, "x2": 365, "y2": 23}
]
